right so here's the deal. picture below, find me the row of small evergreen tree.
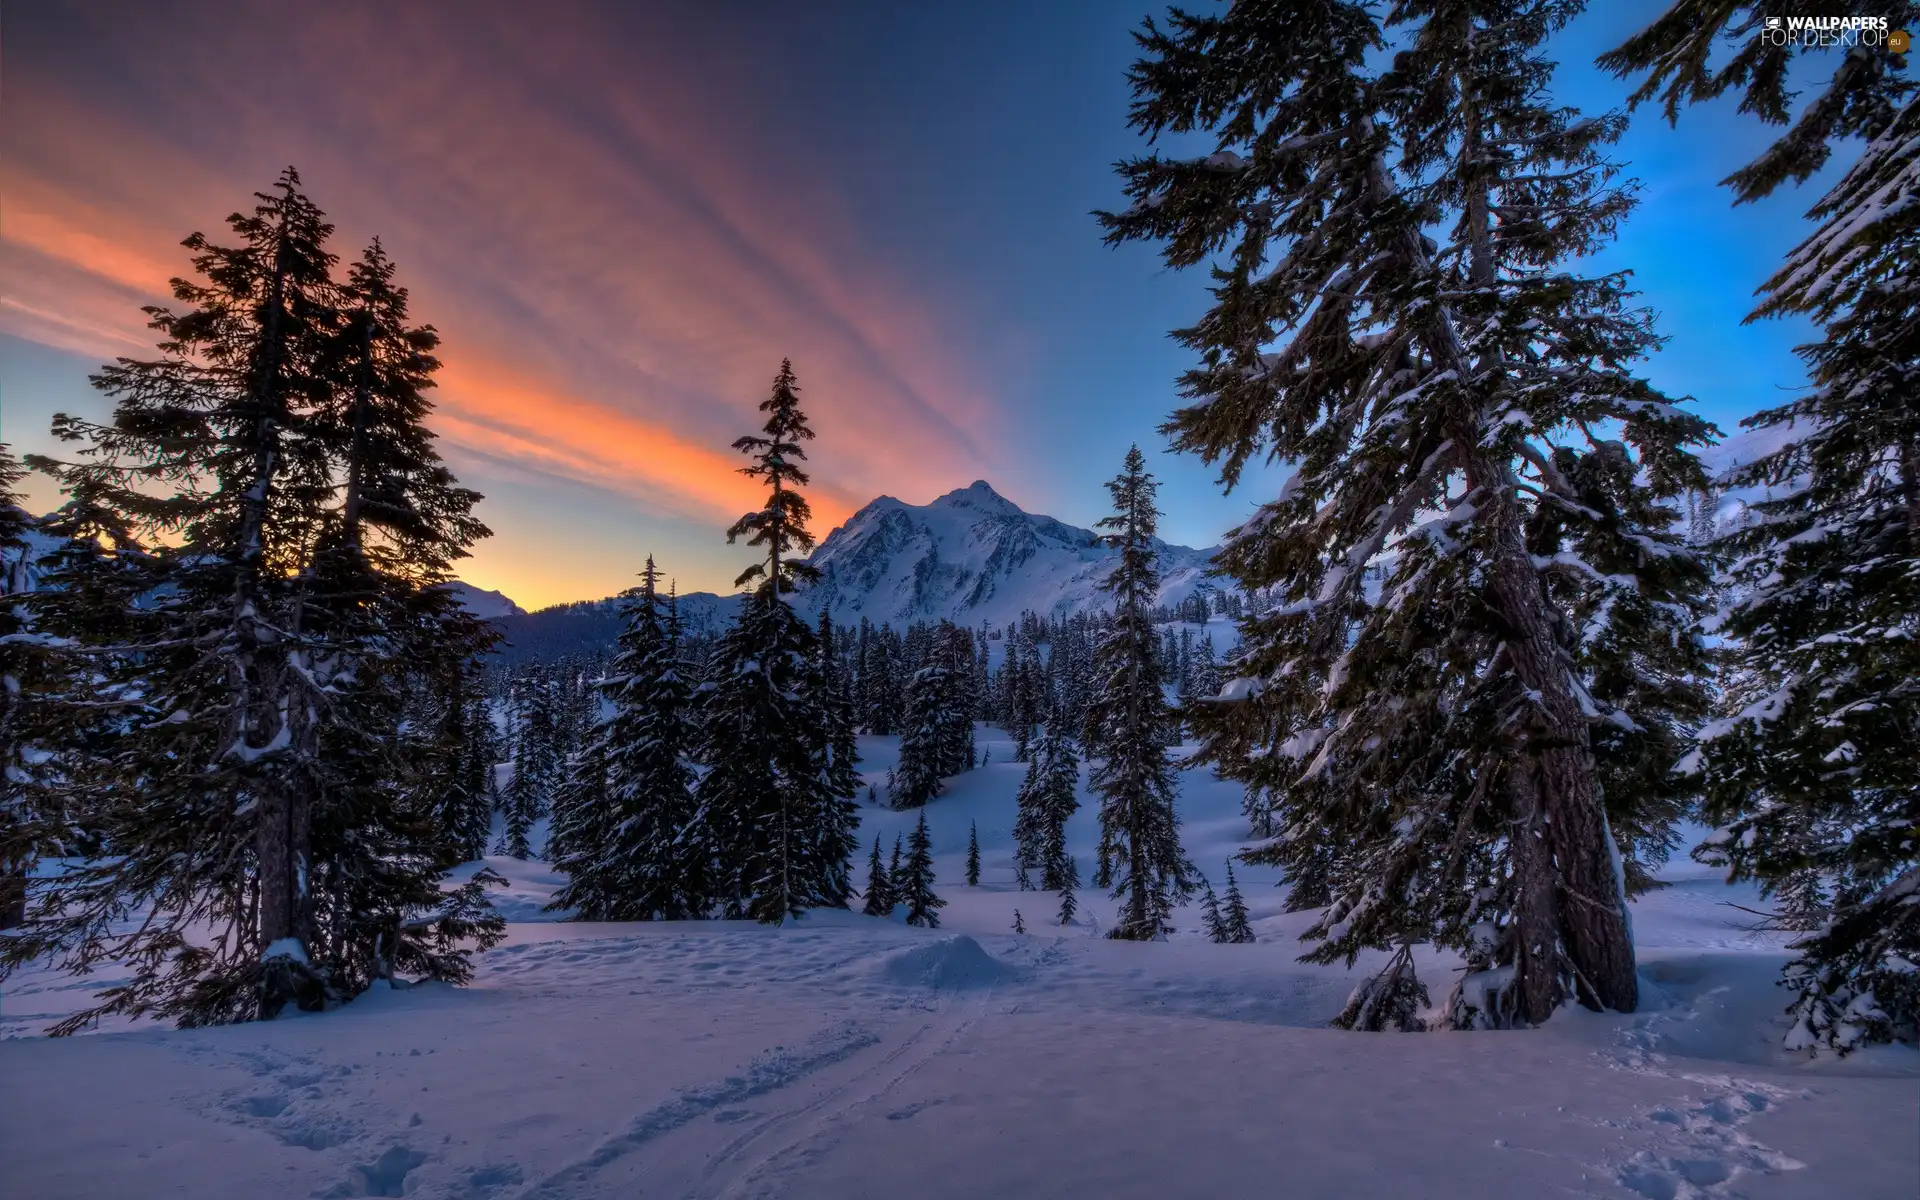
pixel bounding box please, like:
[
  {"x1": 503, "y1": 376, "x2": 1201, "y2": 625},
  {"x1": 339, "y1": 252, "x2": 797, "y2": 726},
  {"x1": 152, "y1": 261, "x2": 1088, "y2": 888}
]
[
  {"x1": 859, "y1": 814, "x2": 945, "y2": 928},
  {"x1": 543, "y1": 362, "x2": 863, "y2": 925}
]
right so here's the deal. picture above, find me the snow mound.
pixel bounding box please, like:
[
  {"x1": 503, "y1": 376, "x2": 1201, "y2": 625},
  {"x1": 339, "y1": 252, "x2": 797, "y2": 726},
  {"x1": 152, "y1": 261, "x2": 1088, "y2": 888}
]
[{"x1": 880, "y1": 936, "x2": 1020, "y2": 991}]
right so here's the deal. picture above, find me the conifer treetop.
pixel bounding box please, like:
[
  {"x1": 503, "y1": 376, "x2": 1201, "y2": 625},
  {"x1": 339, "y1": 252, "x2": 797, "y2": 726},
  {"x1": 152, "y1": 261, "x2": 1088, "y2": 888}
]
[{"x1": 727, "y1": 359, "x2": 822, "y2": 595}]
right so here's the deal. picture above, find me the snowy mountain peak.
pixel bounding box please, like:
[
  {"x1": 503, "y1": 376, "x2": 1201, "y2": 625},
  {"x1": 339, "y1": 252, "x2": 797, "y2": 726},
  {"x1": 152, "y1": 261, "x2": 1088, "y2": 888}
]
[
  {"x1": 797, "y1": 479, "x2": 1216, "y2": 629},
  {"x1": 443, "y1": 581, "x2": 526, "y2": 620},
  {"x1": 482, "y1": 481, "x2": 1226, "y2": 660},
  {"x1": 929, "y1": 480, "x2": 1024, "y2": 516}
]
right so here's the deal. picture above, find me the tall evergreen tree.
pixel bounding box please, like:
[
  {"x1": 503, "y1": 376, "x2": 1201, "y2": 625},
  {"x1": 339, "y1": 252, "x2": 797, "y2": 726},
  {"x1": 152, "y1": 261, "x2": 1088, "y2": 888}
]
[
  {"x1": 415, "y1": 663, "x2": 489, "y2": 871},
  {"x1": 696, "y1": 362, "x2": 855, "y2": 922},
  {"x1": 860, "y1": 624, "x2": 903, "y2": 735},
  {"x1": 1034, "y1": 717, "x2": 1083, "y2": 900},
  {"x1": 1102, "y1": 1, "x2": 1712, "y2": 1021},
  {"x1": 298, "y1": 235, "x2": 503, "y2": 1006},
  {"x1": 1086, "y1": 447, "x2": 1196, "y2": 940},
  {"x1": 6, "y1": 175, "x2": 503, "y2": 1030},
  {"x1": 899, "y1": 811, "x2": 945, "y2": 929},
  {"x1": 552, "y1": 561, "x2": 704, "y2": 920},
  {"x1": 1606, "y1": 3, "x2": 1920, "y2": 1051},
  {"x1": 13, "y1": 172, "x2": 345, "y2": 1024},
  {"x1": 444, "y1": 681, "x2": 501, "y2": 864},
  {"x1": 966, "y1": 819, "x2": 982, "y2": 886}
]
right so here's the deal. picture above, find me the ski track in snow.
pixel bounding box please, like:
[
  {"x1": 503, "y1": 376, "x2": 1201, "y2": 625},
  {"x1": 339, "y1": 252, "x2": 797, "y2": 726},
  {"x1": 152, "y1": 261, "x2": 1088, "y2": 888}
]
[
  {"x1": 691, "y1": 999, "x2": 989, "y2": 1200},
  {"x1": 513, "y1": 1020, "x2": 886, "y2": 1200}
]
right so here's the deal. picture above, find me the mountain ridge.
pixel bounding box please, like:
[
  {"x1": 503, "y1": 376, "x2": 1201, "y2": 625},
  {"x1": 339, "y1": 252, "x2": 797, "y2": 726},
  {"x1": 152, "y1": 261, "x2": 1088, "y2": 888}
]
[{"x1": 481, "y1": 480, "x2": 1225, "y2": 661}]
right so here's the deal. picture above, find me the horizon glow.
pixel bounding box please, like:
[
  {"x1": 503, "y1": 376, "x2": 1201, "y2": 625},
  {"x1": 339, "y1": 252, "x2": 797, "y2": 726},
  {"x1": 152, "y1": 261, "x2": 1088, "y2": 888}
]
[{"x1": 2, "y1": 1, "x2": 1839, "y2": 610}]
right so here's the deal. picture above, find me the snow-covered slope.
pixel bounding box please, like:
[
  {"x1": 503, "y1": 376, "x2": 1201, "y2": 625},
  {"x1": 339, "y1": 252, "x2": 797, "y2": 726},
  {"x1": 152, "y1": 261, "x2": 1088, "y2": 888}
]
[{"x1": 442, "y1": 581, "x2": 525, "y2": 620}]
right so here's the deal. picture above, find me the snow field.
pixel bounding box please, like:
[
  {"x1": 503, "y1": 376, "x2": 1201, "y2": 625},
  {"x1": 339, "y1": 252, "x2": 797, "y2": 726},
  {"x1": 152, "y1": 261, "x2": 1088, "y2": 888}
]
[{"x1": 2, "y1": 724, "x2": 1916, "y2": 1199}]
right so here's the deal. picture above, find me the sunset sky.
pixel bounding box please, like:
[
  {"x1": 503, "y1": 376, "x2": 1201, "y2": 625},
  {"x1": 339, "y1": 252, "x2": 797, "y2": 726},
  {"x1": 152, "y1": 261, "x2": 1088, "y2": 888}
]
[{"x1": 2, "y1": 1, "x2": 1840, "y2": 610}]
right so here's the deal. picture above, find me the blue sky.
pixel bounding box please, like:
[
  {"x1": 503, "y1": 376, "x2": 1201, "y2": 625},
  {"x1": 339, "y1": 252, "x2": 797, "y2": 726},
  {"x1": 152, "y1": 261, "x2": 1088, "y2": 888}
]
[{"x1": 0, "y1": 1, "x2": 1840, "y2": 607}]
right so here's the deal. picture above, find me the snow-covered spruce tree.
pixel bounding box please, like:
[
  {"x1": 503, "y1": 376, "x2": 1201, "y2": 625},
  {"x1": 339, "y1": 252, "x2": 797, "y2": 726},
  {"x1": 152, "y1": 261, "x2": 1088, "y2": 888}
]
[
  {"x1": 1606, "y1": 1, "x2": 1920, "y2": 1052},
  {"x1": 9, "y1": 172, "x2": 345, "y2": 1025},
  {"x1": 818, "y1": 611, "x2": 862, "y2": 806},
  {"x1": 10, "y1": 176, "x2": 504, "y2": 1028},
  {"x1": 501, "y1": 672, "x2": 561, "y2": 859},
  {"x1": 1101, "y1": 1, "x2": 1714, "y2": 1022},
  {"x1": 1220, "y1": 861, "x2": 1254, "y2": 943},
  {"x1": 1187, "y1": 634, "x2": 1220, "y2": 707},
  {"x1": 937, "y1": 624, "x2": 978, "y2": 774},
  {"x1": 1002, "y1": 627, "x2": 1042, "y2": 761},
  {"x1": 412, "y1": 662, "x2": 488, "y2": 870},
  {"x1": 1200, "y1": 882, "x2": 1228, "y2": 943},
  {"x1": 862, "y1": 835, "x2": 894, "y2": 917},
  {"x1": 892, "y1": 652, "x2": 953, "y2": 808},
  {"x1": 1012, "y1": 713, "x2": 1078, "y2": 890},
  {"x1": 697, "y1": 361, "x2": 856, "y2": 922},
  {"x1": 545, "y1": 734, "x2": 611, "y2": 913},
  {"x1": 966, "y1": 819, "x2": 981, "y2": 886},
  {"x1": 899, "y1": 811, "x2": 945, "y2": 929},
  {"x1": 1086, "y1": 447, "x2": 1196, "y2": 940},
  {"x1": 2, "y1": 496, "x2": 167, "y2": 933},
  {"x1": 1034, "y1": 715, "x2": 1083, "y2": 901},
  {"x1": 859, "y1": 624, "x2": 902, "y2": 735},
  {"x1": 1057, "y1": 868, "x2": 1079, "y2": 926},
  {"x1": 234, "y1": 230, "x2": 501, "y2": 1003},
  {"x1": 439, "y1": 676, "x2": 499, "y2": 866},
  {"x1": 553, "y1": 561, "x2": 703, "y2": 920}
]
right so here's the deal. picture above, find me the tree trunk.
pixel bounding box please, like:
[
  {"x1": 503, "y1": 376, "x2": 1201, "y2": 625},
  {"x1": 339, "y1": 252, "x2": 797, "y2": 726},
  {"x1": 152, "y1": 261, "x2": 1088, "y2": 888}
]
[
  {"x1": 1400, "y1": 69, "x2": 1639, "y2": 1014},
  {"x1": 1481, "y1": 482, "x2": 1638, "y2": 1014},
  {"x1": 1506, "y1": 762, "x2": 1562, "y2": 1025}
]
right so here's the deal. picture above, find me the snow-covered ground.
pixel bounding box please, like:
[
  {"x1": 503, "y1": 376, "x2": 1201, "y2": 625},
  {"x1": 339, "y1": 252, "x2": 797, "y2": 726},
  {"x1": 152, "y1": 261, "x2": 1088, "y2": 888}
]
[{"x1": 4, "y1": 727, "x2": 1916, "y2": 1199}]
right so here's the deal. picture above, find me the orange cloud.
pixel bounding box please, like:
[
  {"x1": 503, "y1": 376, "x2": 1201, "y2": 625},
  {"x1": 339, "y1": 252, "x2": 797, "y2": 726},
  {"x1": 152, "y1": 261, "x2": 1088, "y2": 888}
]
[
  {"x1": 2, "y1": 1, "x2": 1003, "y2": 603},
  {"x1": 4, "y1": 202, "x2": 180, "y2": 298},
  {"x1": 432, "y1": 358, "x2": 855, "y2": 530}
]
